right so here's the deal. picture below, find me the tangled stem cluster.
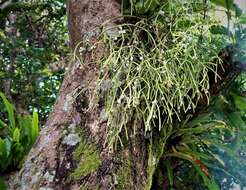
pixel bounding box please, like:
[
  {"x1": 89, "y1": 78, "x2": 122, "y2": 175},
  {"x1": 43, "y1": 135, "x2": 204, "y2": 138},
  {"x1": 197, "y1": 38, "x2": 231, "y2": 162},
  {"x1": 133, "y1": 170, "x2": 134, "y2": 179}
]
[{"x1": 86, "y1": 0, "x2": 225, "y2": 149}]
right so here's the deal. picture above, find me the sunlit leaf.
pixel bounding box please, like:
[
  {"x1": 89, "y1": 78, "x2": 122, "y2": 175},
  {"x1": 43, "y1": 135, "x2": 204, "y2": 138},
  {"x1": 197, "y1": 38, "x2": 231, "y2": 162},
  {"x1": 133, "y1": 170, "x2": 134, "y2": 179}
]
[
  {"x1": 0, "y1": 92, "x2": 15, "y2": 129},
  {"x1": 0, "y1": 30, "x2": 6, "y2": 39},
  {"x1": 31, "y1": 112, "x2": 39, "y2": 144},
  {"x1": 13, "y1": 128, "x2": 20, "y2": 142},
  {"x1": 40, "y1": 68, "x2": 53, "y2": 76}
]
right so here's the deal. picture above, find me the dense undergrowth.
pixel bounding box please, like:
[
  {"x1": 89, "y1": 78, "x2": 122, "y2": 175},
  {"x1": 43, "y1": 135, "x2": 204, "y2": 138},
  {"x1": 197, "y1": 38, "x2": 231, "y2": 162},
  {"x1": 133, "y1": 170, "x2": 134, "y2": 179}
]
[{"x1": 0, "y1": 92, "x2": 39, "y2": 188}]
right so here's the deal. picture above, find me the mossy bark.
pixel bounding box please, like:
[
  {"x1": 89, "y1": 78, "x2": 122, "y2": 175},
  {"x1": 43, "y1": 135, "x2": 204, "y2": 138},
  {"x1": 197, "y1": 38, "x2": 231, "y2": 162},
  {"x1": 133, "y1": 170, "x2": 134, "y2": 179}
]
[{"x1": 5, "y1": 0, "x2": 163, "y2": 189}]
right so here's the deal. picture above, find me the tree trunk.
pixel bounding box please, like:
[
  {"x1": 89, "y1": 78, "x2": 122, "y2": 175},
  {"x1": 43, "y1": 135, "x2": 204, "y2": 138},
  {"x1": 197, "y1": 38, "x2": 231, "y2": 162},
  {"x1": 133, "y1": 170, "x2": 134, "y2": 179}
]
[{"x1": 8, "y1": 1, "x2": 157, "y2": 189}]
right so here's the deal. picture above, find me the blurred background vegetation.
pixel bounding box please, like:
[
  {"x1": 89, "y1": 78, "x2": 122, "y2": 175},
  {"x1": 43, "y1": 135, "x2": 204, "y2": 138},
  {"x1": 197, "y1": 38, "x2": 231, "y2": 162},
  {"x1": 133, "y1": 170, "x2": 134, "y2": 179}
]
[{"x1": 0, "y1": 0, "x2": 69, "y2": 124}]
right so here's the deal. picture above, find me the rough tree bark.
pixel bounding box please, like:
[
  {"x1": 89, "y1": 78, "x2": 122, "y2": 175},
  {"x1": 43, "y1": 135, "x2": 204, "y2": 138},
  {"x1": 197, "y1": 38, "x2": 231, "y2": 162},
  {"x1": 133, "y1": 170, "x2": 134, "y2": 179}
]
[{"x1": 8, "y1": 1, "x2": 153, "y2": 190}]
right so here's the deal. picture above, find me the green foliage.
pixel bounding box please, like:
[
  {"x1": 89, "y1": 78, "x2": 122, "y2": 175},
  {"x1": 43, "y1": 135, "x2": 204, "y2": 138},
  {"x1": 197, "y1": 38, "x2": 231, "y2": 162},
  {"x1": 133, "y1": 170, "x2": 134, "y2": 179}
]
[
  {"x1": 210, "y1": 25, "x2": 231, "y2": 36},
  {"x1": 0, "y1": 92, "x2": 39, "y2": 173},
  {"x1": 158, "y1": 84, "x2": 246, "y2": 189},
  {"x1": 122, "y1": 0, "x2": 243, "y2": 17},
  {"x1": 122, "y1": 0, "x2": 160, "y2": 15},
  {"x1": 0, "y1": 92, "x2": 15, "y2": 129},
  {"x1": 146, "y1": 127, "x2": 169, "y2": 189},
  {"x1": 0, "y1": 0, "x2": 68, "y2": 123},
  {"x1": 0, "y1": 177, "x2": 7, "y2": 190},
  {"x1": 93, "y1": 0, "x2": 225, "y2": 150}
]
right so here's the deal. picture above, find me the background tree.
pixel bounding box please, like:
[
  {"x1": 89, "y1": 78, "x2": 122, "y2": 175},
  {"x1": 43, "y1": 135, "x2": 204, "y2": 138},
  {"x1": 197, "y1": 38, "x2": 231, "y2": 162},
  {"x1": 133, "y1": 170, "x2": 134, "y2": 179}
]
[{"x1": 0, "y1": 0, "x2": 69, "y2": 123}]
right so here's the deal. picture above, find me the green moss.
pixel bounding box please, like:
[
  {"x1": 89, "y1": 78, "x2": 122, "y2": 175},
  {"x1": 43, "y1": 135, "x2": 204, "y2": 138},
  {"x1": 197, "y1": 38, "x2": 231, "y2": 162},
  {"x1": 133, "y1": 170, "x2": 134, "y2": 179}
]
[
  {"x1": 71, "y1": 136, "x2": 101, "y2": 180},
  {"x1": 146, "y1": 147, "x2": 157, "y2": 190},
  {"x1": 146, "y1": 128, "x2": 169, "y2": 190},
  {"x1": 115, "y1": 158, "x2": 134, "y2": 189}
]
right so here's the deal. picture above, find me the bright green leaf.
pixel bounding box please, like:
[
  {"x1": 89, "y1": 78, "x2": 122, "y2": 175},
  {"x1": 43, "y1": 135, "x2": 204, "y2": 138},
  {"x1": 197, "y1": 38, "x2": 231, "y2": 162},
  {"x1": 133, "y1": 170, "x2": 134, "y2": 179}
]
[
  {"x1": 238, "y1": 14, "x2": 246, "y2": 24},
  {"x1": 0, "y1": 138, "x2": 6, "y2": 156},
  {"x1": 0, "y1": 92, "x2": 15, "y2": 129},
  {"x1": 31, "y1": 112, "x2": 39, "y2": 144},
  {"x1": 13, "y1": 128, "x2": 20, "y2": 142}
]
